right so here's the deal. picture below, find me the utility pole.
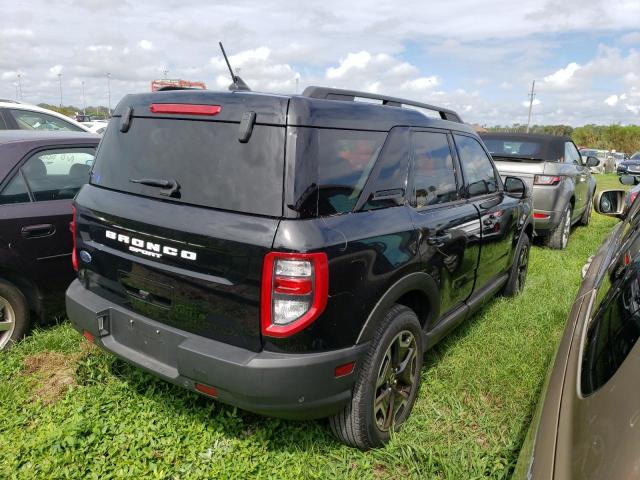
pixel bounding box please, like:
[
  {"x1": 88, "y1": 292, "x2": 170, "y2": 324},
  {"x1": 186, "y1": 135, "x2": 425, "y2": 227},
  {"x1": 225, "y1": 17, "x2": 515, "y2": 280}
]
[
  {"x1": 526, "y1": 80, "x2": 536, "y2": 133},
  {"x1": 17, "y1": 73, "x2": 22, "y2": 100},
  {"x1": 58, "y1": 73, "x2": 63, "y2": 108},
  {"x1": 106, "y1": 72, "x2": 111, "y2": 117},
  {"x1": 82, "y1": 81, "x2": 86, "y2": 114},
  {"x1": 14, "y1": 82, "x2": 19, "y2": 100}
]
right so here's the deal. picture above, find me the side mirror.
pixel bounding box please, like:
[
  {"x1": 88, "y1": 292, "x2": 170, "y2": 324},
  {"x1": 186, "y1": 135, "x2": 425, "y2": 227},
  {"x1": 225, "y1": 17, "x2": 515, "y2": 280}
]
[
  {"x1": 586, "y1": 156, "x2": 600, "y2": 167},
  {"x1": 504, "y1": 176, "x2": 529, "y2": 199},
  {"x1": 620, "y1": 175, "x2": 638, "y2": 186},
  {"x1": 594, "y1": 189, "x2": 627, "y2": 219}
]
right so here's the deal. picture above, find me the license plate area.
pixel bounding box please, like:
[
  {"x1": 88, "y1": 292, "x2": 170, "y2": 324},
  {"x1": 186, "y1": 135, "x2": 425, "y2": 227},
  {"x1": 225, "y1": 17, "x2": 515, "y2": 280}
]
[{"x1": 110, "y1": 309, "x2": 183, "y2": 366}]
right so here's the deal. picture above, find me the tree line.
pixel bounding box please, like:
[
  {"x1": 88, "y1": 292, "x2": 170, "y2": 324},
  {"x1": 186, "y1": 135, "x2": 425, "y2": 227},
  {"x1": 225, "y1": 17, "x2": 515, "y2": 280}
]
[
  {"x1": 37, "y1": 103, "x2": 110, "y2": 120},
  {"x1": 486, "y1": 124, "x2": 640, "y2": 155}
]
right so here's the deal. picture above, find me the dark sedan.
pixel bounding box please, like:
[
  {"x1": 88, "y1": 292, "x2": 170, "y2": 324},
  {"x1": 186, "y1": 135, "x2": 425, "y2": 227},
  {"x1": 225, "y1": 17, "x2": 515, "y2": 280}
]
[
  {"x1": 618, "y1": 153, "x2": 640, "y2": 175},
  {"x1": 0, "y1": 131, "x2": 100, "y2": 349},
  {"x1": 514, "y1": 176, "x2": 640, "y2": 479}
]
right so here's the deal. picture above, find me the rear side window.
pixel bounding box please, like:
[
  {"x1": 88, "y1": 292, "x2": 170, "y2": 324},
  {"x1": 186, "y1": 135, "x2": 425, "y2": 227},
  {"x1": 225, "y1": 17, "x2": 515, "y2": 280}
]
[
  {"x1": 290, "y1": 128, "x2": 386, "y2": 216},
  {"x1": 412, "y1": 131, "x2": 457, "y2": 207},
  {"x1": 91, "y1": 118, "x2": 285, "y2": 217},
  {"x1": 0, "y1": 173, "x2": 29, "y2": 204},
  {"x1": 8, "y1": 109, "x2": 84, "y2": 132},
  {"x1": 0, "y1": 147, "x2": 95, "y2": 203},
  {"x1": 454, "y1": 134, "x2": 498, "y2": 197}
]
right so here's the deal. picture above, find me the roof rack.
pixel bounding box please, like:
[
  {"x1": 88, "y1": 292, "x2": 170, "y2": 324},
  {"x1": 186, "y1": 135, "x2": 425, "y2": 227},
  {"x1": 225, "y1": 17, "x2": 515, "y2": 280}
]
[{"x1": 302, "y1": 86, "x2": 462, "y2": 123}]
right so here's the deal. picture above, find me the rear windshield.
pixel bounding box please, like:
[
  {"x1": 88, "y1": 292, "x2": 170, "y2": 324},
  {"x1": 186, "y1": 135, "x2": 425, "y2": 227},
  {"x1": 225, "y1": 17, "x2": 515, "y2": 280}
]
[
  {"x1": 289, "y1": 128, "x2": 387, "y2": 216},
  {"x1": 483, "y1": 138, "x2": 543, "y2": 159},
  {"x1": 91, "y1": 117, "x2": 285, "y2": 216}
]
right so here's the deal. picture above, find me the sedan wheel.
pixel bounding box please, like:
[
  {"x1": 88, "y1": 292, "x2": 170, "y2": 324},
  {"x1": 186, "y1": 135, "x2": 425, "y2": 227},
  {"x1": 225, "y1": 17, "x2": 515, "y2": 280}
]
[{"x1": 0, "y1": 296, "x2": 16, "y2": 350}]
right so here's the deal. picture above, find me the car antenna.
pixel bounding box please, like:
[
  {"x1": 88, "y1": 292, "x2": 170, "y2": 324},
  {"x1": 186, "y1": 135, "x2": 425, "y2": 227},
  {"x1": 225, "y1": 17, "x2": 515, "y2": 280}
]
[{"x1": 219, "y1": 42, "x2": 251, "y2": 92}]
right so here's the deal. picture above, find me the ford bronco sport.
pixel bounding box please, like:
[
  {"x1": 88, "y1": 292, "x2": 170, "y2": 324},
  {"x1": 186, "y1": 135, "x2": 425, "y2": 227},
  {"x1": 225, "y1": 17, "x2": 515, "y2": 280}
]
[{"x1": 66, "y1": 86, "x2": 532, "y2": 449}]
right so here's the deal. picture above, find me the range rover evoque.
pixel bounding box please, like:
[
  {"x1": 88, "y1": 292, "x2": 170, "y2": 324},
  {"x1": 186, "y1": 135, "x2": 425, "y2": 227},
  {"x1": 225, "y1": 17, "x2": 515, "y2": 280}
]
[{"x1": 66, "y1": 86, "x2": 533, "y2": 449}]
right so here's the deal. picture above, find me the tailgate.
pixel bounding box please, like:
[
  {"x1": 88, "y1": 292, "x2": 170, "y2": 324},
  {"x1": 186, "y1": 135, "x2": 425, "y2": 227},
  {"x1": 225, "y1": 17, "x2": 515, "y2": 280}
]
[
  {"x1": 493, "y1": 159, "x2": 543, "y2": 190},
  {"x1": 75, "y1": 185, "x2": 279, "y2": 352}
]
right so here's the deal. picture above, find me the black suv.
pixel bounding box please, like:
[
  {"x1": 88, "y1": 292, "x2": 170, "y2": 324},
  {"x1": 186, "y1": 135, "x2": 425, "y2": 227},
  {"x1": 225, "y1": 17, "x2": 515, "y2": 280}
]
[{"x1": 66, "y1": 87, "x2": 532, "y2": 449}]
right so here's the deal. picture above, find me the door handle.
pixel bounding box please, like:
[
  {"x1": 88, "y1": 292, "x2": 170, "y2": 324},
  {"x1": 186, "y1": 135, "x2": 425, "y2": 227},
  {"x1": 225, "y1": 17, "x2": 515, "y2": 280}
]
[
  {"x1": 427, "y1": 233, "x2": 451, "y2": 248},
  {"x1": 21, "y1": 223, "x2": 56, "y2": 238}
]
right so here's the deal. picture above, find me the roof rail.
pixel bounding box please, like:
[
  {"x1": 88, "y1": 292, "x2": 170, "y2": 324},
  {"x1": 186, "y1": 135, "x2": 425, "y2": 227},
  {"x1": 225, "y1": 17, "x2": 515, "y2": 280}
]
[{"x1": 301, "y1": 86, "x2": 463, "y2": 123}]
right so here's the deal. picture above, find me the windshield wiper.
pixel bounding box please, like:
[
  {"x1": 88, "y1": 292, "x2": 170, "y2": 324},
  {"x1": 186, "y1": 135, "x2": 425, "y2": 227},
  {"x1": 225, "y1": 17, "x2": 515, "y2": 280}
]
[{"x1": 130, "y1": 177, "x2": 181, "y2": 198}]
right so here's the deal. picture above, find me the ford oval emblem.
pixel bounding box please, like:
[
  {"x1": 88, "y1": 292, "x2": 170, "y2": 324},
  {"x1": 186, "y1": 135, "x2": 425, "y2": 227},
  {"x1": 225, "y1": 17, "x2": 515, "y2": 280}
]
[{"x1": 79, "y1": 250, "x2": 92, "y2": 263}]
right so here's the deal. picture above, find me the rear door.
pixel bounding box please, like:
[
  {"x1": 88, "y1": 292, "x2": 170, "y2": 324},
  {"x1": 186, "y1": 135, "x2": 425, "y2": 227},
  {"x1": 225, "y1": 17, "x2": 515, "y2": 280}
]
[
  {"x1": 78, "y1": 99, "x2": 287, "y2": 351},
  {"x1": 0, "y1": 146, "x2": 96, "y2": 292},
  {"x1": 407, "y1": 129, "x2": 480, "y2": 316},
  {"x1": 453, "y1": 133, "x2": 520, "y2": 289}
]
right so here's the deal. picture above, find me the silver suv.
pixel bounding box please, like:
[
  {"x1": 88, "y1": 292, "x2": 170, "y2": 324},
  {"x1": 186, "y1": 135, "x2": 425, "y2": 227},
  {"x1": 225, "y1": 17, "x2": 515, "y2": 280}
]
[{"x1": 480, "y1": 133, "x2": 599, "y2": 249}]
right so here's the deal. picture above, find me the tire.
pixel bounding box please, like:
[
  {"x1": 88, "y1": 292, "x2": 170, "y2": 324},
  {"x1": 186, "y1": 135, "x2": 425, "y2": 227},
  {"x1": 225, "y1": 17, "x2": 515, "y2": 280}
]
[
  {"x1": 329, "y1": 304, "x2": 424, "y2": 450},
  {"x1": 579, "y1": 195, "x2": 593, "y2": 226},
  {"x1": 0, "y1": 279, "x2": 30, "y2": 351},
  {"x1": 503, "y1": 234, "x2": 530, "y2": 297},
  {"x1": 544, "y1": 205, "x2": 572, "y2": 250}
]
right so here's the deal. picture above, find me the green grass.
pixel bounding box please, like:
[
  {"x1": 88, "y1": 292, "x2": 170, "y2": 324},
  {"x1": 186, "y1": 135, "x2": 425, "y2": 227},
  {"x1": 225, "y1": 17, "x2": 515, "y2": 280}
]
[{"x1": 0, "y1": 174, "x2": 629, "y2": 479}]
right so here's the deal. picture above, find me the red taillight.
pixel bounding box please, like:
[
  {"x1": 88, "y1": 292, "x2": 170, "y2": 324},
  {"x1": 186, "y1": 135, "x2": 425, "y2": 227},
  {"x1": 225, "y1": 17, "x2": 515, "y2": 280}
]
[
  {"x1": 260, "y1": 252, "x2": 329, "y2": 338},
  {"x1": 70, "y1": 205, "x2": 78, "y2": 272},
  {"x1": 195, "y1": 383, "x2": 218, "y2": 398},
  {"x1": 534, "y1": 175, "x2": 562, "y2": 186},
  {"x1": 630, "y1": 192, "x2": 638, "y2": 204},
  {"x1": 533, "y1": 212, "x2": 550, "y2": 219},
  {"x1": 149, "y1": 103, "x2": 221, "y2": 115}
]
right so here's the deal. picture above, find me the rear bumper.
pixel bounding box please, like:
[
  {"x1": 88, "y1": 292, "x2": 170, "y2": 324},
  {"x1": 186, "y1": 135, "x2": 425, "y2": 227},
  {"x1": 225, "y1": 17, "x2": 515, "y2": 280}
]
[
  {"x1": 66, "y1": 280, "x2": 368, "y2": 419},
  {"x1": 532, "y1": 209, "x2": 563, "y2": 234}
]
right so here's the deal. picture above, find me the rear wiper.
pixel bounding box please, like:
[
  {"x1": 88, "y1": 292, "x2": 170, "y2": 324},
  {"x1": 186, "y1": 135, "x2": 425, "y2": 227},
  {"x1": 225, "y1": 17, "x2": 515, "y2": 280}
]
[{"x1": 130, "y1": 178, "x2": 181, "y2": 198}]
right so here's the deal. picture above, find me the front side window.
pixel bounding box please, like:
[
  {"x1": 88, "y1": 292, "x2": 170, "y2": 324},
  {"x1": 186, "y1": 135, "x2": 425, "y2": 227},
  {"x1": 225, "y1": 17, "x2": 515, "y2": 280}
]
[
  {"x1": 565, "y1": 142, "x2": 581, "y2": 165},
  {"x1": 454, "y1": 134, "x2": 498, "y2": 197},
  {"x1": 582, "y1": 257, "x2": 640, "y2": 395},
  {"x1": 20, "y1": 148, "x2": 95, "y2": 201},
  {"x1": 412, "y1": 131, "x2": 457, "y2": 207},
  {"x1": 8, "y1": 109, "x2": 84, "y2": 132}
]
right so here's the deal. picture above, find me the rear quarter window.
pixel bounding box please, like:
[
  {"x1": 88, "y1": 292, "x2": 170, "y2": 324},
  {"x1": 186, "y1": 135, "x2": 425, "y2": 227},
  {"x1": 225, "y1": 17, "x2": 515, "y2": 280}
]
[{"x1": 289, "y1": 128, "x2": 387, "y2": 217}]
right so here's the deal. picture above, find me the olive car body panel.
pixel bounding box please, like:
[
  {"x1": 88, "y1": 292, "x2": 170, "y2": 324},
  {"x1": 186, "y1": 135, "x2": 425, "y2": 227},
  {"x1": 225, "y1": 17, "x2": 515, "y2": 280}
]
[
  {"x1": 66, "y1": 87, "x2": 532, "y2": 448},
  {"x1": 480, "y1": 133, "x2": 597, "y2": 247},
  {"x1": 514, "y1": 182, "x2": 640, "y2": 479},
  {"x1": 0, "y1": 131, "x2": 100, "y2": 349}
]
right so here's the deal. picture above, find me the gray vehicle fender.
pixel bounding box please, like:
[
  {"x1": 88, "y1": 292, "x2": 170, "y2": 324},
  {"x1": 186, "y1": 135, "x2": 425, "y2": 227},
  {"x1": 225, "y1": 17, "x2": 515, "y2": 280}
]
[{"x1": 355, "y1": 272, "x2": 440, "y2": 345}]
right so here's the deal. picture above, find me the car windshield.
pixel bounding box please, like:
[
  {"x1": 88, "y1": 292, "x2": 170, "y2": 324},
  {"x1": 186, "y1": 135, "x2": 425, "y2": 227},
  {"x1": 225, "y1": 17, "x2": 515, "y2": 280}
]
[{"x1": 632, "y1": 152, "x2": 640, "y2": 160}]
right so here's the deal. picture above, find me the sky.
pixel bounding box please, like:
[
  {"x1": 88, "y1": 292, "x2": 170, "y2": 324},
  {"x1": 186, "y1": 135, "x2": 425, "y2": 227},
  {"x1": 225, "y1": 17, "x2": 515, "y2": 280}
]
[{"x1": 1, "y1": 0, "x2": 639, "y2": 126}]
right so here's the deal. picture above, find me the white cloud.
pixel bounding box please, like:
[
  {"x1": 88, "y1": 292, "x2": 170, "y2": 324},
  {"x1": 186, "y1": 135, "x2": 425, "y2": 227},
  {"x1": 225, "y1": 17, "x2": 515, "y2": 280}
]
[
  {"x1": 621, "y1": 31, "x2": 640, "y2": 44},
  {"x1": 326, "y1": 51, "x2": 372, "y2": 79},
  {"x1": 48, "y1": 64, "x2": 63, "y2": 77},
  {"x1": 210, "y1": 47, "x2": 299, "y2": 92},
  {"x1": 137, "y1": 40, "x2": 153, "y2": 50},
  {"x1": 521, "y1": 98, "x2": 541, "y2": 107},
  {"x1": 400, "y1": 76, "x2": 440, "y2": 91},
  {"x1": 542, "y1": 62, "x2": 581, "y2": 89},
  {"x1": 604, "y1": 94, "x2": 619, "y2": 106}
]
